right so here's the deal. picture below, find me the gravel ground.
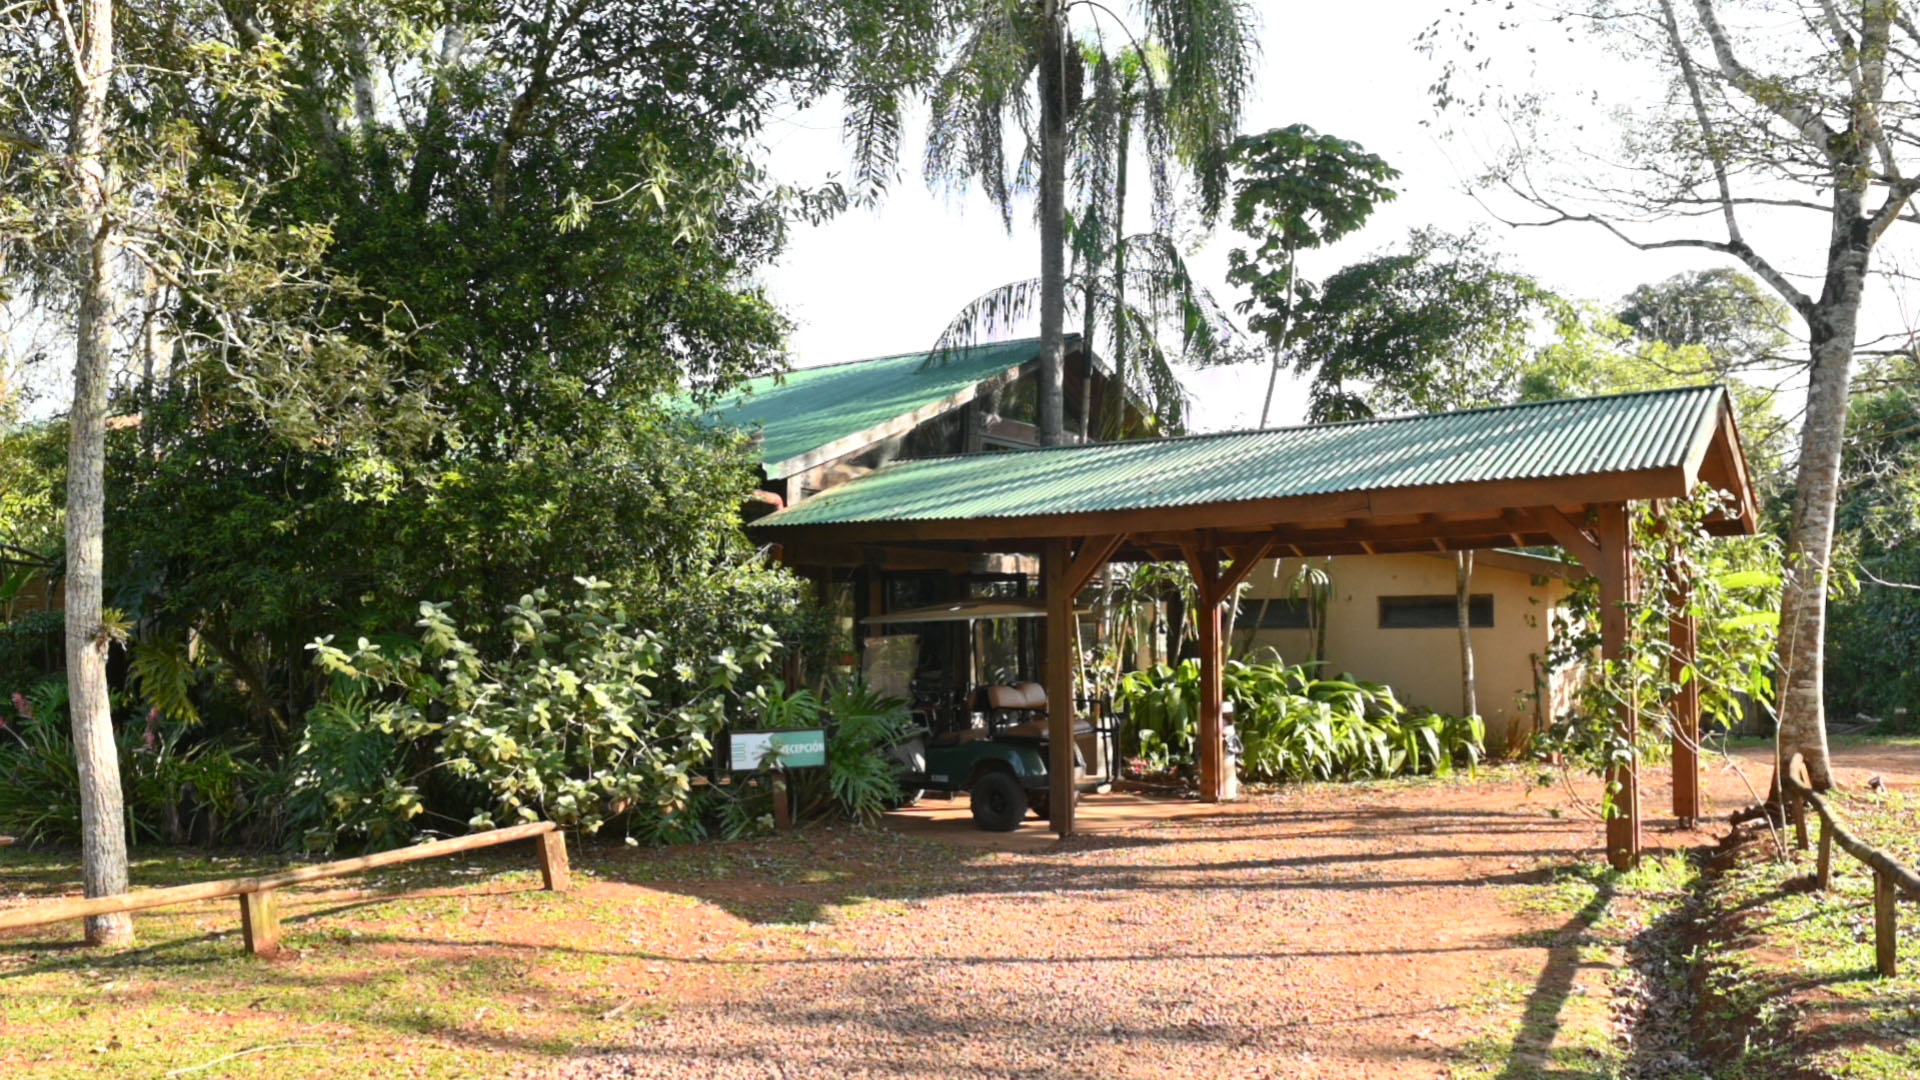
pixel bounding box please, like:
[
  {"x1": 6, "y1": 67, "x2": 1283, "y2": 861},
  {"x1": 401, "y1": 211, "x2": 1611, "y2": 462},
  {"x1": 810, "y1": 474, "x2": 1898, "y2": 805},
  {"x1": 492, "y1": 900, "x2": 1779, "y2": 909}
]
[
  {"x1": 553, "y1": 775, "x2": 1660, "y2": 1078},
  {"x1": 548, "y1": 748, "x2": 1920, "y2": 1080}
]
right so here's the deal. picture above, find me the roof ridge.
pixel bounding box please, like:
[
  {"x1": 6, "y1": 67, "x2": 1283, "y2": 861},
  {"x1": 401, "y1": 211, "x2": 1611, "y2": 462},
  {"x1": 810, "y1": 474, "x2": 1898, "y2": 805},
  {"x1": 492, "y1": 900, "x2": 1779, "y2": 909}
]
[
  {"x1": 878, "y1": 383, "x2": 1728, "y2": 466},
  {"x1": 766, "y1": 334, "x2": 1047, "y2": 378}
]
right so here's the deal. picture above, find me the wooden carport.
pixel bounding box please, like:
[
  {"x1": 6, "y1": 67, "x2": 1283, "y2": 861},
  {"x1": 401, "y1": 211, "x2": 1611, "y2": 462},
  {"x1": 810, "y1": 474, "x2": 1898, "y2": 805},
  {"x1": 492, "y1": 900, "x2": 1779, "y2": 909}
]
[{"x1": 754, "y1": 387, "x2": 1757, "y2": 869}]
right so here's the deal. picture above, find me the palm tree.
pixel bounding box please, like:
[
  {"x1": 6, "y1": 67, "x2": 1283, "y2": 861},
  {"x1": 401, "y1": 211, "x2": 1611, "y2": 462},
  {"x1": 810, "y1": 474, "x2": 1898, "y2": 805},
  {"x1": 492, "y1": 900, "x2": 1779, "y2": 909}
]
[{"x1": 854, "y1": 0, "x2": 1256, "y2": 444}]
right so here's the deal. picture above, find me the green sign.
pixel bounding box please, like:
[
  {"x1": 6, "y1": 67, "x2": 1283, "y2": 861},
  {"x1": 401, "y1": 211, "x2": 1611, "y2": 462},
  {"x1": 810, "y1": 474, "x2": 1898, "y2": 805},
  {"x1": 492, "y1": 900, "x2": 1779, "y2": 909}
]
[{"x1": 729, "y1": 728, "x2": 827, "y2": 771}]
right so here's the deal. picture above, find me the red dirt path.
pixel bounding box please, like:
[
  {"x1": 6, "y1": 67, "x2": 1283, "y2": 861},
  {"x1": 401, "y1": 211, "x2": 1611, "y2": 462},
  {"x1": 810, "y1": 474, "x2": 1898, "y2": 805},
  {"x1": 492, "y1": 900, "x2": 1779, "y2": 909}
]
[{"x1": 555, "y1": 744, "x2": 1920, "y2": 1079}]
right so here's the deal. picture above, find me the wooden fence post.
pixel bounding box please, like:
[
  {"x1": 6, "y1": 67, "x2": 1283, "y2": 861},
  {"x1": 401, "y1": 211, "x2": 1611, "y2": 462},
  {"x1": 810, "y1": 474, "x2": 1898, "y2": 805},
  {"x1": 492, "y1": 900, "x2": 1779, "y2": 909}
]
[
  {"x1": 239, "y1": 890, "x2": 281, "y2": 958},
  {"x1": 1792, "y1": 791, "x2": 1808, "y2": 852},
  {"x1": 1816, "y1": 819, "x2": 1833, "y2": 891},
  {"x1": 1876, "y1": 871, "x2": 1898, "y2": 978},
  {"x1": 537, "y1": 830, "x2": 570, "y2": 892}
]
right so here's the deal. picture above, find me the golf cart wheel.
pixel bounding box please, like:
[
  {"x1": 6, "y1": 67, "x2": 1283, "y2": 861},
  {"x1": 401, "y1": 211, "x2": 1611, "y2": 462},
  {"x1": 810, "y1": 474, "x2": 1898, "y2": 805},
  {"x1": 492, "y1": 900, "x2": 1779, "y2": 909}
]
[{"x1": 969, "y1": 771, "x2": 1029, "y2": 832}]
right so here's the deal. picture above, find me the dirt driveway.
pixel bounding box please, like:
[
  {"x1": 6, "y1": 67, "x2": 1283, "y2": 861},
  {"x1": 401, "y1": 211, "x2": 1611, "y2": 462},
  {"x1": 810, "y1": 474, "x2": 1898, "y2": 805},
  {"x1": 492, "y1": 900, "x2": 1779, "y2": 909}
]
[{"x1": 560, "y1": 742, "x2": 1920, "y2": 1080}]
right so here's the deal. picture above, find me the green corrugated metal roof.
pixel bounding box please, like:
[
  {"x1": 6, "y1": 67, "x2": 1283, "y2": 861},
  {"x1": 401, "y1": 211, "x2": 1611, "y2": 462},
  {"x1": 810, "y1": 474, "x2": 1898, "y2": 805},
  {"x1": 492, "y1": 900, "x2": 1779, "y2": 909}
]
[
  {"x1": 704, "y1": 337, "x2": 1042, "y2": 477},
  {"x1": 755, "y1": 385, "x2": 1728, "y2": 528}
]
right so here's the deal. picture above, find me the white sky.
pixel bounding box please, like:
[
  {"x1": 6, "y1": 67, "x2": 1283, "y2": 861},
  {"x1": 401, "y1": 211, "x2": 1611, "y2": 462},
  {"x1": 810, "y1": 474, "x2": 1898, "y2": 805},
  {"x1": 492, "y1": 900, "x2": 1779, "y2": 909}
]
[{"x1": 755, "y1": 0, "x2": 1917, "y2": 433}]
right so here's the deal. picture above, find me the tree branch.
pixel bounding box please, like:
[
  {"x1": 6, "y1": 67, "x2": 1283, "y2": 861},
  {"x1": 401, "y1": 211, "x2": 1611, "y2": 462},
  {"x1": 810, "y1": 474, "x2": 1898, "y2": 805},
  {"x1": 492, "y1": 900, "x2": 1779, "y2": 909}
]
[
  {"x1": 1659, "y1": 0, "x2": 1744, "y2": 245},
  {"x1": 1492, "y1": 182, "x2": 1818, "y2": 320},
  {"x1": 1869, "y1": 179, "x2": 1920, "y2": 244},
  {"x1": 1690, "y1": 0, "x2": 1838, "y2": 156}
]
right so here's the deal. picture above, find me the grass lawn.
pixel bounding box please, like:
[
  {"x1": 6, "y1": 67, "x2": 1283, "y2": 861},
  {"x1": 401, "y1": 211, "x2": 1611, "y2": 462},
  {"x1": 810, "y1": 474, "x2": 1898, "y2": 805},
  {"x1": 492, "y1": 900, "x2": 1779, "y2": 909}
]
[
  {"x1": 1450, "y1": 851, "x2": 1704, "y2": 1079},
  {"x1": 1693, "y1": 785, "x2": 1920, "y2": 1079},
  {"x1": 0, "y1": 831, "x2": 935, "y2": 1079}
]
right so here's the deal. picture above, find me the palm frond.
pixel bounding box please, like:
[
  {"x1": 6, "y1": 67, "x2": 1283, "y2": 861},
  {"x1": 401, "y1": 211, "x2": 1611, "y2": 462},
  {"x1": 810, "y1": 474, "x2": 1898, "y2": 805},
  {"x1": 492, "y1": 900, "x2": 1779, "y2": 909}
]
[
  {"x1": 924, "y1": 4, "x2": 1038, "y2": 229},
  {"x1": 843, "y1": 85, "x2": 905, "y2": 207},
  {"x1": 1141, "y1": 0, "x2": 1260, "y2": 220},
  {"x1": 923, "y1": 277, "x2": 1051, "y2": 368},
  {"x1": 1120, "y1": 232, "x2": 1240, "y2": 366}
]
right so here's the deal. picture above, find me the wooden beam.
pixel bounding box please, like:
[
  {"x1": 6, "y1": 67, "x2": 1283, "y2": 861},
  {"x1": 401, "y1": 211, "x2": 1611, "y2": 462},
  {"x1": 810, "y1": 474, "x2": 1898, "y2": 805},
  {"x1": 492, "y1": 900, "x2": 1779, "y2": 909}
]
[
  {"x1": 1044, "y1": 539, "x2": 1077, "y2": 837},
  {"x1": 1120, "y1": 510, "x2": 1552, "y2": 553},
  {"x1": 1176, "y1": 543, "x2": 1232, "y2": 803},
  {"x1": 1179, "y1": 544, "x2": 1221, "y2": 605},
  {"x1": 1596, "y1": 502, "x2": 1641, "y2": 870},
  {"x1": 1531, "y1": 507, "x2": 1604, "y2": 573},
  {"x1": 0, "y1": 821, "x2": 559, "y2": 932},
  {"x1": 537, "y1": 830, "x2": 571, "y2": 892},
  {"x1": 780, "y1": 543, "x2": 977, "y2": 573},
  {"x1": 1217, "y1": 540, "x2": 1279, "y2": 596},
  {"x1": 1063, "y1": 534, "x2": 1127, "y2": 597}
]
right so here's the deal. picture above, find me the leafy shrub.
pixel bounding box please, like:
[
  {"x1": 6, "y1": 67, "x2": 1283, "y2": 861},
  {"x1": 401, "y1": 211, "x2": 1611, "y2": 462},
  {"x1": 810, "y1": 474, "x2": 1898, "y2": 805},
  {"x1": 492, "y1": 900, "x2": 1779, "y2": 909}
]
[
  {"x1": 1116, "y1": 657, "x2": 1485, "y2": 783},
  {"x1": 0, "y1": 680, "x2": 273, "y2": 847},
  {"x1": 0, "y1": 681, "x2": 83, "y2": 845},
  {"x1": 695, "y1": 679, "x2": 917, "y2": 838},
  {"x1": 297, "y1": 580, "x2": 781, "y2": 851}
]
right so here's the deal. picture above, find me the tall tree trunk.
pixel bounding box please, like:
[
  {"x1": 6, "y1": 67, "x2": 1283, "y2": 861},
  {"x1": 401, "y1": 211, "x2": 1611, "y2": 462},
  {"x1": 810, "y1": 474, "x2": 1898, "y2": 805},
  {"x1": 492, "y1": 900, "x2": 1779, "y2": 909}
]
[
  {"x1": 1774, "y1": 251, "x2": 1866, "y2": 790},
  {"x1": 1311, "y1": 562, "x2": 1329, "y2": 665},
  {"x1": 1257, "y1": 234, "x2": 1296, "y2": 428},
  {"x1": 1456, "y1": 551, "x2": 1477, "y2": 719},
  {"x1": 1035, "y1": 6, "x2": 1067, "y2": 445},
  {"x1": 66, "y1": 0, "x2": 134, "y2": 948},
  {"x1": 1107, "y1": 107, "x2": 1131, "y2": 439},
  {"x1": 1078, "y1": 210, "x2": 1098, "y2": 440}
]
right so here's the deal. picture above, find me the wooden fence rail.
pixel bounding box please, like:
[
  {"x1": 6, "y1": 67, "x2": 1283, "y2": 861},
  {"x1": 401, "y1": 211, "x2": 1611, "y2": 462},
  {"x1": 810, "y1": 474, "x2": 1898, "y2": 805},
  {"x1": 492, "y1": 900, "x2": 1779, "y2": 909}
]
[
  {"x1": 1783, "y1": 754, "x2": 1920, "y2": 977},
  {"x1": 0, "y1": 820, "x2": 568, "y2": 957}
]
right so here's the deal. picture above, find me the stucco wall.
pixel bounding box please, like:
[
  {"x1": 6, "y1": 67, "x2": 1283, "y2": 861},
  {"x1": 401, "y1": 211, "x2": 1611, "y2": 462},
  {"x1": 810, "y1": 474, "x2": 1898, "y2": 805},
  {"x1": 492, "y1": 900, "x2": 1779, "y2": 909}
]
[{"x1": 1238, "y1": 554, "x2": 1570, "y2": 751}]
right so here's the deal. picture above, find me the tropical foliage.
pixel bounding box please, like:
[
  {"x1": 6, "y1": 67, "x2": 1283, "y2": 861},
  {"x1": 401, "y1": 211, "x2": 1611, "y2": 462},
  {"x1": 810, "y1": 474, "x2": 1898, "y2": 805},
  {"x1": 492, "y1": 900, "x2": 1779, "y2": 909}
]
[
  {"x1": 1225, "y1": 124, "x2": 1399, "y2": 425},
  {"x1": 1117, "y1": 657, "x2": 1485, "y2": 783},
  {"x1": 1534, "y1": 489, "x2": 1783, "y2": 812},
  {"x1": 725, "y1": 678, "x2": 919, "y2": 832},
  {"x1": 297, "y1": 582, "x2": 784, "y2": 850}
]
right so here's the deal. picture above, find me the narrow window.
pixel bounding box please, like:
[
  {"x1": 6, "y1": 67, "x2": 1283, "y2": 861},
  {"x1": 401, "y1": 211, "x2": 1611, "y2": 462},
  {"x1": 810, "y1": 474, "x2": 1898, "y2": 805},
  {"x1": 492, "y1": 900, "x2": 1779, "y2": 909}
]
[
  {"x1": 1378, "y1": 594, "x2": 1493, "y2": 629},
  {"x1": 1233, "y1": 602, "x2": 1315, "y2": 630}
]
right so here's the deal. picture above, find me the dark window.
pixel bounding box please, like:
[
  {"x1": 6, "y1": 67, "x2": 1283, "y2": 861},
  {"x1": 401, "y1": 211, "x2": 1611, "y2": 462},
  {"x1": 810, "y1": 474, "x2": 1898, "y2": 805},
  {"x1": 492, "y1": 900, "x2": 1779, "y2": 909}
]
[
  {"x1": 1378, "y1": 594, "x2": 1493, "y2": 629},
  {"x1": 1233, "y1": 601, "x2": 1315, "y2": 630}
]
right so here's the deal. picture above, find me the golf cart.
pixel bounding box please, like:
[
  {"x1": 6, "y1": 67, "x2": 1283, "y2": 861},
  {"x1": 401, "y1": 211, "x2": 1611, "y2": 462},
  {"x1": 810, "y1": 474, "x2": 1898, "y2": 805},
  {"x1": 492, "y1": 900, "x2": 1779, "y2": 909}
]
[
  {"x1": 888, "y1": 681, "x2": 1119, "y2": 831},
  {"x1": 863, "y1": 596, "x2": 1120, "y2": 832}
]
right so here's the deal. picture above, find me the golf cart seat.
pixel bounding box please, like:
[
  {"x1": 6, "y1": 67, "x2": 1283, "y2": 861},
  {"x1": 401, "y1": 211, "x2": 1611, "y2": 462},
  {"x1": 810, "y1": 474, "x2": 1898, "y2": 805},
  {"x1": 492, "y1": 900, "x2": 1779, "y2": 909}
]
[
  {"x1": 984, "y1": 683, "x2": 1095, "y2": 740},
  {"x1": 986, "y1": 683, "x2": 1048, "y2": 711}
]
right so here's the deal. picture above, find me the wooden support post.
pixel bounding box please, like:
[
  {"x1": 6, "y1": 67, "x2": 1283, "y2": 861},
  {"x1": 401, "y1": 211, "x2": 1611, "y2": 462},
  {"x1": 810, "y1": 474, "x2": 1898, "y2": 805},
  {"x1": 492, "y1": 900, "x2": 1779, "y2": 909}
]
[
  {"x1": 1180, "y1": 546, "x2": 1226, "y2": 804},
  {"x1": 238, "y1": 890, "x2": 280, "y2": 958},
  {"x1": 1597, "y1": 503, "x2": 1641, "y2": 871},
  {"x1": 537, "y1": 829, "x2": 570, "y2": 892},
  {"x1": 1876, "y1": 870, "x2": 1898, "y2": 978},
  {"x1": 1791, "y1": 791, "x2": 1809, "y2": 852},
  {"x1": 1196, "y1": 588, "x2": 1226, "y2": 803},
  {"x1": 1816, "y1": 819, "x2": 1833, "y2": 891},
  {"x1": 772, "y1": 772, "x2": 793, "y2": 832},
  {"x1": 1668, "y1": 564, "x2": 1701, "y2": 823},
  {"x1": 1044, "y1": 539, "x2": 1077, "y2": 837}
]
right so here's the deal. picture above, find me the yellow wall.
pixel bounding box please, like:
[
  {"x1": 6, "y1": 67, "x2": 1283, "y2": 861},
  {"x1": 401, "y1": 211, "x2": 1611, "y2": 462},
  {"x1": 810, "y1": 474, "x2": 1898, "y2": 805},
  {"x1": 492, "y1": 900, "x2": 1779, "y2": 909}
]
[{"x1": 1237, "y1": 554, "x2": 1571, "y2": 751}]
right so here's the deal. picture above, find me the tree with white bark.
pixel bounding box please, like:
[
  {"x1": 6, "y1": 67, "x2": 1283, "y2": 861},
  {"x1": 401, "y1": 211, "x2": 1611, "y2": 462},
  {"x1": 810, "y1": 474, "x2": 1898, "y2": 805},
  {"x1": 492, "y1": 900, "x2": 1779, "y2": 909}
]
[
  {"x1": 0, "y1": 0, "x2": 134, "y2": 947},
  {"x1": 1425, "y1": 0, "x2": 1920, "y2": 789}
]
